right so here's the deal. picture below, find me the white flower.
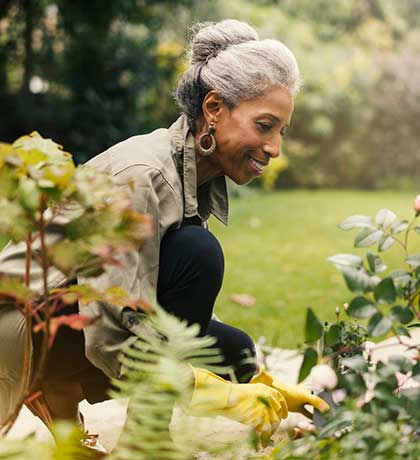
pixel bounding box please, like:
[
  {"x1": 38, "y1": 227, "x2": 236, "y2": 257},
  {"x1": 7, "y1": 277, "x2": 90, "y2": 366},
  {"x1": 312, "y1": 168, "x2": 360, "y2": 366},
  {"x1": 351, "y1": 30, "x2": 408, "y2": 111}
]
[
  {"x1": 310, "y1": 364, "x2": 338, "y2": 390},
  {"x1": 363, "y1": 341, "x2": 375, "y2": 354}
]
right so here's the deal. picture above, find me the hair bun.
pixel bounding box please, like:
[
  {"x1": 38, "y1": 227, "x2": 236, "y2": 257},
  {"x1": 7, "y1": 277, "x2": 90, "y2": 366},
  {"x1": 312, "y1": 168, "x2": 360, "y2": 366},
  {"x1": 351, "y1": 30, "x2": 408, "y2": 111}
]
[{"x1": 190, "y1": 19, "x2": 259, "y2": 65}]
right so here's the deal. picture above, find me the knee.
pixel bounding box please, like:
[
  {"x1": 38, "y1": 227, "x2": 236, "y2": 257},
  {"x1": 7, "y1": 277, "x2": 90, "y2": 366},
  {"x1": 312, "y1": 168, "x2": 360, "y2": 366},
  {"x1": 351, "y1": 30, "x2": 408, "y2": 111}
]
[{"x1": 171, "y1": 226, "x2": 224, "y2": 279}]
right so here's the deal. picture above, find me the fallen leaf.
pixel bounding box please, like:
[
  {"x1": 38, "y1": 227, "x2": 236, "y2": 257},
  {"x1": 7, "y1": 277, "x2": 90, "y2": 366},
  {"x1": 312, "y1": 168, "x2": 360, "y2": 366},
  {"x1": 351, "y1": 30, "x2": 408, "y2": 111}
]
[{"x1": 230, "y1": 293, "x2": 256, "y2": 307}]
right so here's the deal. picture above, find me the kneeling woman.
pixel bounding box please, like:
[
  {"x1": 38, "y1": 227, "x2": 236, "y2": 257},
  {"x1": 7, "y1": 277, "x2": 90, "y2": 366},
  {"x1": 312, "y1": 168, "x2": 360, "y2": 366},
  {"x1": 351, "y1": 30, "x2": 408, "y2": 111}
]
[{"x1": 0, "y1": 19, "x2": 327, "y2": 436}]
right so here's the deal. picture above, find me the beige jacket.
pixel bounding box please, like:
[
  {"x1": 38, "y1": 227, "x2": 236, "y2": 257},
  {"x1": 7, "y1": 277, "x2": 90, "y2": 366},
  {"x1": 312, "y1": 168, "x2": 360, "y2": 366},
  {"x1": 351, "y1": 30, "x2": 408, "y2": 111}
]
[
  {"x1": 79, "y1": 115, "x2": 228, "y2": 377},
  {"x1": 0, "y1": 115, "x2": 229, "y2": 420}
]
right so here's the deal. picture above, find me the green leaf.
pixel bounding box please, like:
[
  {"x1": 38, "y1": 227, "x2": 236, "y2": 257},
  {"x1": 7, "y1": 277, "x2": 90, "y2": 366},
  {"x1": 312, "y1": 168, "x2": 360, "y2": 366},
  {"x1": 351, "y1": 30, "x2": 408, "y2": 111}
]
[
  {"x1": 378, "y1": 233, "x2": 395, "y2": 252},
  {"x1": 395, "y1": 326, "x2": 411, "y2": 338},
  {"x1": 342, "y1": 372, "x2": 366, "y2": 396},
  {"x1": 374, "y1": 278, "x2": 396, "y2": 304},
  {"x1": 0, "y1": 276, "x2": 37, "y2": 303},
  {"x1": 0, "y1": 166, "x2": 18, "y2": 199},
  {"x1": 366, "y1": 251, "x2": 387, "y2": 273},
  {"x1": 47, "y1": 240, "x2": 104, "y2": 278},
  {"x1": 342, "y1": 355, "x2": 368, "y2": 372},
  {"x1": 389, "y1": 269, "x2": 412, "y2": 287},
  {"x1": 341, "y1": 266, "x2": 377, "y2": 293},
  {"x1": 339, "y1": 214, "x2": 373, "y2": 230},
  {"x1": 389, "y1": 306, "x2": 414, "y2": 324},
  {"x1": 298, "y1": 347, "x2": 318, "y2": 383},
  {"x1": 13, "y1": 131, "x2": 70, "y2": 162},
  {"x1": 412, "y1": 361, "x2": 420, "y2": 382},
  {"x1": 368, "y1": 313, "x2": 392, "y2": 337},
  {"x1": 406, "y1": 254, "x2": 420, "y2": 267},
  {"x1": 328, "y1": 253, "x2": 363, "y2": 268},
  {"x1": 354, "y1": 227, "x2": 383, "y2": 248},
  {"x1": 391, "y1": 220, "x2": 408, "y2": 235},
  {"x1": 374, "y1": 382, "x2": 396, "y2": 401},
  {"x1": 347, "y1": 296, "x2": 377, "y2": 318},
  {"x1": 325, "y1": 324, "x2": 341, "y2": 346},
  {"x1": 17, "y1": 178, "x2": 41, "y2": 211},
  {"x1": 0, "y1": 200, "x2": 34, "y2": 242},
  {"x1": 407, "y1": 322, "x2": 420, "y2": 328},
  {"x1": 375, "y1": 209, "x2": 397, "y2": 228},
  {"x1": 388, "y1": 355, "x2": 412, "y2": 373},
  {"x1": 305, "y1": 307, "x2": 324, "y2": 343}
]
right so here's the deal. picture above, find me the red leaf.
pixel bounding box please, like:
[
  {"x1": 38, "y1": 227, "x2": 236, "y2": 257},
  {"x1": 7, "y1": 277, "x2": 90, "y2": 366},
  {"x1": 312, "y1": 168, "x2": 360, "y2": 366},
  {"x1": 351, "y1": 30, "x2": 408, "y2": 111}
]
[{"x1": 33, "y1": 314, "x2": 96, "y2": 348}]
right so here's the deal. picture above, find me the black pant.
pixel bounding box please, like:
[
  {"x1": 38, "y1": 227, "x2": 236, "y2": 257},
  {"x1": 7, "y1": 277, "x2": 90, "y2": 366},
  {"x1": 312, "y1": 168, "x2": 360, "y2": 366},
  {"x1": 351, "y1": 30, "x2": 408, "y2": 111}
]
[
  {"x1": 33, "y1": 225, "x2": 257, "y2": 403},
  {"x1": 157, "y1": 225, "x2": 257, "y2": 383}
]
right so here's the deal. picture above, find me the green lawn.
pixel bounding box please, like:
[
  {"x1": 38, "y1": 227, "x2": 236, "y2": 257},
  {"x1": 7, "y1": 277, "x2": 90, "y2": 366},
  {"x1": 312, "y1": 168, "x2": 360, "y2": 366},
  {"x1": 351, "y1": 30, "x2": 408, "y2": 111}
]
[{"x1": 209, "y1": 189, "x2": 420, "y2": 348}]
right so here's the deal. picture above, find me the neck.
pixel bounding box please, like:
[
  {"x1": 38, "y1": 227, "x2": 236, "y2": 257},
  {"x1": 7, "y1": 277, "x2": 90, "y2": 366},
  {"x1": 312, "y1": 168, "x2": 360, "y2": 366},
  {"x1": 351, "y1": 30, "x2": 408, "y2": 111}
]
[{"x1": 194, "y1": 139, "x2": 223, "y2": 186}]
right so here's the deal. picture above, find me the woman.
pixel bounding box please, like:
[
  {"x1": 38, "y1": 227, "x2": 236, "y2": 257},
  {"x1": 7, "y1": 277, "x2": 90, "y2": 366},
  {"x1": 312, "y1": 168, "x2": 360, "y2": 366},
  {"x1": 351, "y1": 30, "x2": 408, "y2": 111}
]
[{"x1": 0, "y1": 19, "x2": 326, "y2": 436}]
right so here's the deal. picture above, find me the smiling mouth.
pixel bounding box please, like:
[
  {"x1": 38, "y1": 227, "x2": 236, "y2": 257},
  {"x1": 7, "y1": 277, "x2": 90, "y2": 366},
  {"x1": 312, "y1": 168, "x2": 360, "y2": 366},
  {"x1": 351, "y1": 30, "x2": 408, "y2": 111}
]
[{"x1": 247, "y1": 155, "x2": 268, "y2": 175}]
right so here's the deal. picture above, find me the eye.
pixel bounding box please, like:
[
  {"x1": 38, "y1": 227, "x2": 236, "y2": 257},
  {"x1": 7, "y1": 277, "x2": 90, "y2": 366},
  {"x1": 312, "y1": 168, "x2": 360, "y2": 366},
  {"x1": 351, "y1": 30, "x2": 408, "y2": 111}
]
[
  {"x1": 280, "y1": 126, "x2": 288, "y2": 137},
  {"x1": 257, "y1": 122, "x2": 272, "y2": 132}
]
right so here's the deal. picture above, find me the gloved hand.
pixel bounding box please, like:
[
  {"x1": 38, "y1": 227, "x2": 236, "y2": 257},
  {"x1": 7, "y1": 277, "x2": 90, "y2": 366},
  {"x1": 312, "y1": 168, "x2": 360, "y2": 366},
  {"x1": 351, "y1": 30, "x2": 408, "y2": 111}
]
[
  {"x1": 250, "y1": 368, "x2": 329, "y2": 418},
  {"x1": 188, "y1": 367, "x2": 288, "y2": 436}
]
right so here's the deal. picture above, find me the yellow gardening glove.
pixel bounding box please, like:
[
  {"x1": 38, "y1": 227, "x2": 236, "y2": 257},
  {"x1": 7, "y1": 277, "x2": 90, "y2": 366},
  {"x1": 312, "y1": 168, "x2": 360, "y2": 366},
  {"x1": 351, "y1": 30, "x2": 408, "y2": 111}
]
[
  {"x1": 188, "y1": 367, "x2": 288, "y2": 436},
  {"x1": 250, "y1": 368, "x2": 329, "y2": 418}
]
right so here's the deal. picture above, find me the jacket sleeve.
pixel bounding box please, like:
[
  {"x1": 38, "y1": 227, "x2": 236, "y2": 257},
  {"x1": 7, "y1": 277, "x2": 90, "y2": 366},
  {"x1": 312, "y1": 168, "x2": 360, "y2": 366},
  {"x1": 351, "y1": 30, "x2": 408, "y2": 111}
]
[
  {"x1": 0, "y1": 209, "x2": 72, "y2": 292},
  {"x1": 79, "y1": 164, "x2": 165, "y2": 378}
]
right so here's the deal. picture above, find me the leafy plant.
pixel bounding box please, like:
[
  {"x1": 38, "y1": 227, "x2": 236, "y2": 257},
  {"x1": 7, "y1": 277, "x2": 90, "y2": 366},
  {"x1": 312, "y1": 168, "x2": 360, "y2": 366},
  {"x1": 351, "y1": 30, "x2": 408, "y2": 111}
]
[
  {"x1": 109, "y1": 306, "x2": 225, "y2": 460},
  {"x1": 0, "y1": 132, "x2": 152, "y2": 433},
  {"x1": 277, "y1": 202, "x2": 420, "y2": 460}
]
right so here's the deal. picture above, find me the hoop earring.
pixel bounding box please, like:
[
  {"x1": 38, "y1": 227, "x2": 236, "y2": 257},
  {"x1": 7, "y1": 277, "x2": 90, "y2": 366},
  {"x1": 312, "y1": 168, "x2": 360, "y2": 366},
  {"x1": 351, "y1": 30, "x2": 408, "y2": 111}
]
[{"x1": 197, "y1": 121, "x2": 216, "y2": 157}]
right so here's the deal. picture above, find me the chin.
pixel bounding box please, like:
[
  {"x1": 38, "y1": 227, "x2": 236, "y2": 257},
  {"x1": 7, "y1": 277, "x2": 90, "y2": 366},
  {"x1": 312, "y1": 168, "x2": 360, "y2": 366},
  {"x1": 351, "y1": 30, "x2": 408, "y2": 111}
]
[{"x1": 231, "y1": 175, "x2": 254, "y2": 186}]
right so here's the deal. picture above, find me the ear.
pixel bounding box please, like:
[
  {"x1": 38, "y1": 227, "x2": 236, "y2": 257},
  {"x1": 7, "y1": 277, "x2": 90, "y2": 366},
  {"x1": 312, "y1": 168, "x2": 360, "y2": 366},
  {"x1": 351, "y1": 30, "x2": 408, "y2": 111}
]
[{"x1": 202, "y1": 90, "x2": 226, "y2": 125}]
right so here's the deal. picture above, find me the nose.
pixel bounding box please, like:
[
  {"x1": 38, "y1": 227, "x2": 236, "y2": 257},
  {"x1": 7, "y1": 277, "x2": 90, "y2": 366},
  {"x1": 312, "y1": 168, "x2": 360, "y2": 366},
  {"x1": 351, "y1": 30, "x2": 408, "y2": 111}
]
[{"x1": 262, "y1": 133, "x2": 282, "y2": 158}]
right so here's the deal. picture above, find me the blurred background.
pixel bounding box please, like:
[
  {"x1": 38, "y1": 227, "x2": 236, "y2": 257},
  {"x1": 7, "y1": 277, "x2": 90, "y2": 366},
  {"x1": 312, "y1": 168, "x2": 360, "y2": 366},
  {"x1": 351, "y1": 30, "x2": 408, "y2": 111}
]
[
  {"x1": 1, "y1": 0, "x2": 420, "y2": 346},
  {"x1": 2, "y1": 0, "x2": 420, "y2": 188}
]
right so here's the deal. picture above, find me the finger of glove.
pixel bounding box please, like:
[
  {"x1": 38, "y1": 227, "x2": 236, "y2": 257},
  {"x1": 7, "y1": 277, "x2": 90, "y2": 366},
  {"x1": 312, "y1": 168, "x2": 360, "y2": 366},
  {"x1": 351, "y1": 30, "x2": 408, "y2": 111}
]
[
  {"x1": 306, "y1": 393, "x2": 330, "y2": 412},
  {"x1": 255, "y1": 411, "x2": 277, "y2": 437},
  {"x1": 268, "y1": 389, "x2": 288, "y2": 419},
  {"x1": 270, "y1": 388, "x2": 289, "y2": 417},
  {"x1": 279, "y1": 395, "x2": 288, "y2": 419},
  {"x1": 250, "y1": 402, "x2": 279, "y2": 433}
]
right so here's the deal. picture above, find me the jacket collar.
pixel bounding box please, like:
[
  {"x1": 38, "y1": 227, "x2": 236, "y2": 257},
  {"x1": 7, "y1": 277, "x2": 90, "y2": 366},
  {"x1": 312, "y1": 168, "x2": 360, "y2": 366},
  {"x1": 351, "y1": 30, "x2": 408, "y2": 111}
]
[{"x1": 169, "y1": 115, "x2": 229, "y2": 225}]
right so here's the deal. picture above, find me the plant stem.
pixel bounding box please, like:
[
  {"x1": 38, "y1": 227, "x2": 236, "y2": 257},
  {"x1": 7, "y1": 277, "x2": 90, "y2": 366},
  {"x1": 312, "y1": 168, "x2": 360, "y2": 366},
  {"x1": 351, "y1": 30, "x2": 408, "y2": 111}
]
[
  {"x1": 20, "y1": 301, "x2": 33, "y2": 411},
  {"x1": 24, "y1": 232, "x2": 32, "y2": 287},
  {"x1": 404, "y1": 215, "x2": 418, "y2": 253},
  {"x1": 39, "y1": 195, "x2": 49, "y2": 296}
]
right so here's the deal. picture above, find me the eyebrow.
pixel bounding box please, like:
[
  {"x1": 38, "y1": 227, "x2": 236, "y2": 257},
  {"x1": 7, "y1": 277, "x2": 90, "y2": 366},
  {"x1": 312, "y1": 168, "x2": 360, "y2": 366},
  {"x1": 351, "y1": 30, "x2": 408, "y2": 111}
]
[{"x1": 260, "y1": 113, "x2": 283, "y2": 124}]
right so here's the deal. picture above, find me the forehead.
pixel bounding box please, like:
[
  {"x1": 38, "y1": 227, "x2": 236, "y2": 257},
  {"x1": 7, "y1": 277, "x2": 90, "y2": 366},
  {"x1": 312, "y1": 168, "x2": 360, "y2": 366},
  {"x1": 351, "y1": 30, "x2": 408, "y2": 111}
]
[{"x1": 234, "y1": 85, "x2": 294, "y2": 124}]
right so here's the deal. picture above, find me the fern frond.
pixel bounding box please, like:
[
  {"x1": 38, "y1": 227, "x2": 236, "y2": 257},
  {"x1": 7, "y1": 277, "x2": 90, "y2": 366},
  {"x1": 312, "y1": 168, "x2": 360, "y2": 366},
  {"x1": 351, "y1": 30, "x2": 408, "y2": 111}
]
[{"x1": 109, "y1": 306, "x2": 228, "y2": 460}]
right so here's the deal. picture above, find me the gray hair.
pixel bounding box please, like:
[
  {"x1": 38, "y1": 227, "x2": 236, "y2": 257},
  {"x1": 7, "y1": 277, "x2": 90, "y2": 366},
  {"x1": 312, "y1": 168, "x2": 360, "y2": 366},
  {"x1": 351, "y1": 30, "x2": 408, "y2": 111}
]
[{"x1": 174, "y1": 19, "x2": 301, "y2": 131}]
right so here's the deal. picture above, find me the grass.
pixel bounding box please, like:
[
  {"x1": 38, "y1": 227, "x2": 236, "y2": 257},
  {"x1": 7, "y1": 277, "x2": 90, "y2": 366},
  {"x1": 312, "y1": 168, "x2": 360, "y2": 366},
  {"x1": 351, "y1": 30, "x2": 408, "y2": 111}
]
[{"x1": 209, "y1": 189, "x2": 420, "y2": 349}]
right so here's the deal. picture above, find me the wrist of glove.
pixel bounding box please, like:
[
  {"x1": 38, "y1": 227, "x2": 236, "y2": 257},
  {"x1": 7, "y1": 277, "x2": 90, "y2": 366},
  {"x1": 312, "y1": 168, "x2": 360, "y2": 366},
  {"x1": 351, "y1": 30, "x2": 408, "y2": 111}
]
[
  {"x1": 250, "y1": 368, "x2": 329, "y2": 418},
  {"x1": 187, "y1": 367, "x2": 288, "y2": 436}
]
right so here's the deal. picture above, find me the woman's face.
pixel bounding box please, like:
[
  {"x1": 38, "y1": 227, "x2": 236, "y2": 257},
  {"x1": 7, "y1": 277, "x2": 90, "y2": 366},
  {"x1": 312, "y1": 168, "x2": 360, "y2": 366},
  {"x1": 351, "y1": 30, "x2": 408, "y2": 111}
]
[{"x1": 210, "y1": 85, "x2": 294, "y2": 185}]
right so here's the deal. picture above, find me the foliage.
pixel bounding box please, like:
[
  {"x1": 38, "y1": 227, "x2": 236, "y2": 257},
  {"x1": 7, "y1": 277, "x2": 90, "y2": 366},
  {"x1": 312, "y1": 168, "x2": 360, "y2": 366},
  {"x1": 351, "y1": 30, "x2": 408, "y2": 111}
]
[
  {"x1": 109, "y1": 306, "x2": 223, "y2": 460},
  {"x1": 268, "y1": 198, "x2": 420, "y2": 459},
  {"x1": 0, "y1": 422, "x2": 94, "y2": 459},
  {"x1": 0, "y1": 132, "x2": 151, "y2": 433},
  {"x1": 0, "y1": 306, "x2": 226, "y2": 460},
  {"x1": 210, "y1": 189, "x2": 420, "y2": 348},
  {"x1": 220, "y1": 0, "x2": 420, "y2": 189},
  {"x1": 0, "y1": 0, "x2": 195, "y2": 162}
]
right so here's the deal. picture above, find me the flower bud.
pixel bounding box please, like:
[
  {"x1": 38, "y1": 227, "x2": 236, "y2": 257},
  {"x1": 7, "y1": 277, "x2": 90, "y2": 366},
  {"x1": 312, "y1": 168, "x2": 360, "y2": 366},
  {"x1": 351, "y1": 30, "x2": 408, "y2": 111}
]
[
  {"x1": 343, "y1": 302, "x2": 349, "y2": 312},
  {"x1": 363, "y1": 341, "x2": 375, "y2": 354},
  {"x1": 310, "y1": 364, "x2": 338, "y2": 390},
  {"x1": 414, "y1": 195, "x2": 420, "y2": 214},
  {"x1": 335, "y1": 306, "x2": 340, "y2": 316}
]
